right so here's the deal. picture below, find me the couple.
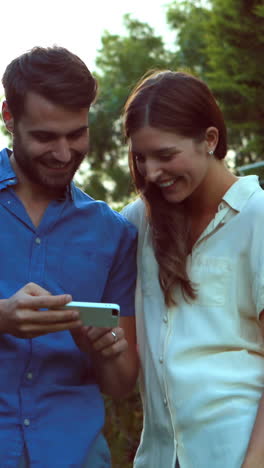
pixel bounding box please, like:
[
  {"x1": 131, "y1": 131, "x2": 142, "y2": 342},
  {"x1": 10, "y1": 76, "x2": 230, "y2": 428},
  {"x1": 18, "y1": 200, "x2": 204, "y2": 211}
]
[{"x1": 1, "y1": 46, "x2": 264, "y2": 468}]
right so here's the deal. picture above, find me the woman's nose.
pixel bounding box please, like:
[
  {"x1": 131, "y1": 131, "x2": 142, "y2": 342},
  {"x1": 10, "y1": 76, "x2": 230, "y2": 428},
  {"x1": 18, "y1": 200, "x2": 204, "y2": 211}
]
[{"x1": 145, "y1": 160, "x2": 162, "y2": 182}]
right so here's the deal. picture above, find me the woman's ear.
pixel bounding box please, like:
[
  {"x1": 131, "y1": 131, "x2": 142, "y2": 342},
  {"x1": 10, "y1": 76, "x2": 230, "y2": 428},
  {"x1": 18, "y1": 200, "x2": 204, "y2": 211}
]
[
  {"x1": 2, "y1": 101, "x2": 14, "y2": 134},
  {"x1": 205, "y1": 126, "x2": 219, "y2": 155}
]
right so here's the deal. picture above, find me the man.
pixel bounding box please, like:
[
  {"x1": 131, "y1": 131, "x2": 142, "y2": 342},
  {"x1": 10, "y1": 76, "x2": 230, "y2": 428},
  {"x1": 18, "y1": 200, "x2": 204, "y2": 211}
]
[{"x1": 0, "y1": 46, "x2": 138, "y2": 467}]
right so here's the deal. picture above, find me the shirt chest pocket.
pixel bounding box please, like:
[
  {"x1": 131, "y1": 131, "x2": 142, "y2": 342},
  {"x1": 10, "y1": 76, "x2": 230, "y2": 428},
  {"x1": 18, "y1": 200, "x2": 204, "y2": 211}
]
[
  {"x1": 45, "y1": 243, "x2": 112, "y2": 300},
  {"x1": 190, "y1": 255, "x2": 232, "y2": 307}
]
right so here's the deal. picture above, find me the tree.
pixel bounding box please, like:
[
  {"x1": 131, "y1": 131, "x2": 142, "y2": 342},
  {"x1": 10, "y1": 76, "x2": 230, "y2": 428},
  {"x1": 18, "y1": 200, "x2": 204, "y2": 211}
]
[
  {"x1": 80, "y1": 14, "x2": 178, "y2": 205},
  {"x1": 2, "y1": 1, "x2": 263, "y2": 191},
  {"x1": 206, "y1": 0, "x2": 264, "y2": 165},
  {"x1": 166, "y1": 0, "x2": 212, "y2": 77},
  {"x1": 166, "y1": 0, "x2": 264, "y2": 167}
]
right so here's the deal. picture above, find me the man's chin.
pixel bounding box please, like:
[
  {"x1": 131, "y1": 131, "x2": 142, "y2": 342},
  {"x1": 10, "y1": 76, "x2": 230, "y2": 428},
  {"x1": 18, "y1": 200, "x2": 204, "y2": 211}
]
[
  {"x1": 37, "y1": 166, "x2": 76, "y2": 185},
  {"x1": 37, "y1": 161, "x2": 81, "y2": 187},
  {"x1": 37, "y1": 174, "x2": 72, "y2": 192}
]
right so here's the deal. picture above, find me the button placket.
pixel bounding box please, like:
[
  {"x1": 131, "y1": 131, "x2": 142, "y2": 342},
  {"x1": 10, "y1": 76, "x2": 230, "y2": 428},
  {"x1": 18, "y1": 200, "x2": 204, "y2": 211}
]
[
  {"x1": 30, "y1": 233, "x2": 45, "y2": 284},
  {"x1": 159, "y1": 314, "x2": 168, "y2": 365},
  {"x1": 160, "y1": 310, "x2": 171, "y2": 411}
]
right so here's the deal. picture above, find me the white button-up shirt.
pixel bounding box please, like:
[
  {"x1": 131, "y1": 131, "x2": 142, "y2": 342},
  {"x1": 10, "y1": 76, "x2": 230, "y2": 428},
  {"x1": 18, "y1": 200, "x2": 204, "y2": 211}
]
[{"x1": 122, "y1": 176, "x2": 264, "y2": 468}]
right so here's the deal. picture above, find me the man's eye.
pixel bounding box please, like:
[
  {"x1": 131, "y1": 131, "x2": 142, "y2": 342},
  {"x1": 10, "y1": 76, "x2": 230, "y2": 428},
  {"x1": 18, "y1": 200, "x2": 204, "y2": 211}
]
[
  {"x1": 69, "y1": 129, "x2": 87, "y2": 140},
  {"x1": 33, "y1": 133, "x2": 53, "y2": 142}
]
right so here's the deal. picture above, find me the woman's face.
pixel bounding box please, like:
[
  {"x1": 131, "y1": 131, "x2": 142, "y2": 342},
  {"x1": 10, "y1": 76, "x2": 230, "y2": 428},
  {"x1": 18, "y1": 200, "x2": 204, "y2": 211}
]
[{"x1": 129, "y1": 125, "x2": 216, "y2": 204}]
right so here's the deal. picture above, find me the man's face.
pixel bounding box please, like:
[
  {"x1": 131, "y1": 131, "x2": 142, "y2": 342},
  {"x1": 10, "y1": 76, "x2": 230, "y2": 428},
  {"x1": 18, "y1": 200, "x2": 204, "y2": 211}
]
[{"x1": 12, "y1": 91, "x2": 89, "y2": 191}]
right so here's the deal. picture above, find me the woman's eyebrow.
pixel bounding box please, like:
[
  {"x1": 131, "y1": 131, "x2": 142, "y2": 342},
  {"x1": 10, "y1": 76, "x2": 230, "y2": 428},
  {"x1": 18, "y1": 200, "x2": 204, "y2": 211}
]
[{"x1": 152, "y1": 146, "x2": 180, "y2": 156}]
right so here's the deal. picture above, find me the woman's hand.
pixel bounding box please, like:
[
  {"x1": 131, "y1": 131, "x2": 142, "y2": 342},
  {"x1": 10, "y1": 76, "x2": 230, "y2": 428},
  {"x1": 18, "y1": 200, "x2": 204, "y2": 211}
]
[{"x1": 71, "y1": 326, "x2": 127, "y2": 359}]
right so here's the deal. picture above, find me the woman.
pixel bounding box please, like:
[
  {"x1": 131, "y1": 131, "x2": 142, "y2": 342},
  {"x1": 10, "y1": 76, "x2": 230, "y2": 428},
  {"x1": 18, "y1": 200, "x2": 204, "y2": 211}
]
[{"x1": 122, "y1": 70, "x2": 264, "y2": 468}]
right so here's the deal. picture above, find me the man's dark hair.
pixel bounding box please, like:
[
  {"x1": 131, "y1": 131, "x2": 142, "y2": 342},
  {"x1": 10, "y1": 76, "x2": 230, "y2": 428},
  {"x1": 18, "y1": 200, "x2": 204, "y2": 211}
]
[{"x1": 2, "y1": 46, "x2": 98, "y2": 119}]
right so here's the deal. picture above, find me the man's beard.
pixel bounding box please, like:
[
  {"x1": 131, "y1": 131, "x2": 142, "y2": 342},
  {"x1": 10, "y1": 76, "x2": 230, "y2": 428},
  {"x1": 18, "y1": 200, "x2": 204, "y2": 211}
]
[{"x1": 13, "y1": 132, "x2": 86, "y2": 193}]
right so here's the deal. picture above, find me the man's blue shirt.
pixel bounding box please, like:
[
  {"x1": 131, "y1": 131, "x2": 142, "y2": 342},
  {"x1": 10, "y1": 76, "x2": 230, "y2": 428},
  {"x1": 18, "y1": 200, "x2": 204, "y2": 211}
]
[{"x1": 0, "y1": 148, "x2": 137, "y2": 467}]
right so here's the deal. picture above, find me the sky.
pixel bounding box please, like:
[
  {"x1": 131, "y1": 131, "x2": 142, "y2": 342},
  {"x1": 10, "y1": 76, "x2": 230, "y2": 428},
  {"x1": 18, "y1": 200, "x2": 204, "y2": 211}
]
[{"x1": 0, "y1": 0, "x2": 174, "y2": 147}]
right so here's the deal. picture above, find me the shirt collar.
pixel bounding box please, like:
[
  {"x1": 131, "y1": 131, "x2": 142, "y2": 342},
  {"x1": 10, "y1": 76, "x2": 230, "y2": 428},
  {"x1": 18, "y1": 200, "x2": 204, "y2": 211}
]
[
  {"x1": 57, "y1": 182, "x2": 75, "y2": 202},
  {"x1": 221, "y1": 175, "x2": 261, "y2": 212},
  {"x1": 0, "y1": 148, "x2": 17, "y2": 190},
  {"x1": 0, "y1": 147, "x2": 75, "y2": 202},
  {"x1": 195, "y1": 175, "x2": 261, "y2": 245}
]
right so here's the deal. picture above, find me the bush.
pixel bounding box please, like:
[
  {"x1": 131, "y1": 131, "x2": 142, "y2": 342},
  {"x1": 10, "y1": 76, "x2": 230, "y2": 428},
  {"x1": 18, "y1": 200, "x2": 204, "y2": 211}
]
[{"x1": 104, "y1": 386, "x2": 143, "y2": 468}]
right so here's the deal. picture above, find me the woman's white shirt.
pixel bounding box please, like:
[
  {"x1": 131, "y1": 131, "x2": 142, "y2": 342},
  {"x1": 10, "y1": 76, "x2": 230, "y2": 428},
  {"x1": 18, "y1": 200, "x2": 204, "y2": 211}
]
[{"x1": 122, "y1": 176, "x2": 264, "y2": 468}]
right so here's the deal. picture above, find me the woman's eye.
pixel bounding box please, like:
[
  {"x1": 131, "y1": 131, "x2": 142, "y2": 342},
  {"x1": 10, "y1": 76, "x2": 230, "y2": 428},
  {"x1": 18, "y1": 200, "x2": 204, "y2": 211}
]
[
  {"x1": 134, "y1": 154, "x2": 145, "y2": 163},
  {"x1": 160, "y1": 153, "x2": 176, "y2": 161}
]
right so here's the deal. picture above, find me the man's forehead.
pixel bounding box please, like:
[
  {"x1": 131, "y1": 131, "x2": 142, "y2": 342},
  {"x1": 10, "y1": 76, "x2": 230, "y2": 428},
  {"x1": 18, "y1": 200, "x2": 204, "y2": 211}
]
[
  {"x1": 19, "y1": 93, "x2": 89, "y2": 133},
  {"x1": 23, "y1": 91, "x2": 89, "y2": 118}
]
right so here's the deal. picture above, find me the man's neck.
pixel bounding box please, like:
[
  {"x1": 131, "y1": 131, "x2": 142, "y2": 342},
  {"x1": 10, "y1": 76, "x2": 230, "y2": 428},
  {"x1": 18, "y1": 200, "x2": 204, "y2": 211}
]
[
  {"x1": 10, "y1": 153, "x2": 64, "y2": 201},
  {"x1": 10, "y1": 153, "x2": 62, "y2": 227}
]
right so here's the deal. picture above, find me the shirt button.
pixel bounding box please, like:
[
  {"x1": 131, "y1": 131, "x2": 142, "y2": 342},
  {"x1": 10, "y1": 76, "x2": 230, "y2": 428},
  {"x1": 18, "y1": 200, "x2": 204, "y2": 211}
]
[
  {"x1": 24, "y1": 418, "x2": 30, "y2": 426},
  {"x1": 163, "y1": 397, "x2": 168, "y2": 406},
  {"x1": 159, "y1": 356, "x2": 164, "y2": 364},
  {"x1": 35, "y1": 237, "x2": 41, "y2": 244},
  {"x1": 27, "y1": 372, "x2": 33, "y2": 380},
  {"x1": 7, "y1": 200, "x2": 11, "y2": 204},
  {"x1": 163, "y1": 315, "x2": 168, "y2": 323}
]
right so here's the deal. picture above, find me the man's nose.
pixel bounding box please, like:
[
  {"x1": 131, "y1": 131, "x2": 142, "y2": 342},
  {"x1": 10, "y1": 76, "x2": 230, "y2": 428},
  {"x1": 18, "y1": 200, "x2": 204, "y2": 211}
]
[{"x1": 52, "y1": 138, "x2": 71, "y2": 163}]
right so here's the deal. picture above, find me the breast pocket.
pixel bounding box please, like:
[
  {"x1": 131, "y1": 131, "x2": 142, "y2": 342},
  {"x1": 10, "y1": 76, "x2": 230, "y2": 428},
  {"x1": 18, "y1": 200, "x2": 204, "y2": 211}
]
[
  {"x1": 45, "y1": 242, "x2": 112, "y2": 301},
  {"x1": 190, "y1": 256, "x2": 232, "y2": 307}
]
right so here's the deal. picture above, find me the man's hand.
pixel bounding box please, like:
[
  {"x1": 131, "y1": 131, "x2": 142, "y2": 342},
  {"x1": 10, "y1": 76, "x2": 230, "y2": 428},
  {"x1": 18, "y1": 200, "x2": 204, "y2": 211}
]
[
  {"x1": 71, "y1": 326, "x2": 127, "y2": 358},
  {"x1": 0, "y1": 282, "x2": 82, "y2": 338}
]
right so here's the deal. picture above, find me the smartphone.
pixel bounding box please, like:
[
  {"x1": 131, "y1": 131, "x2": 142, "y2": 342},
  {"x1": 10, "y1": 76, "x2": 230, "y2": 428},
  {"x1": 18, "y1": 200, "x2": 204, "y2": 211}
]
[{"x1": 63, "y1": 301, "x2": 120, "y2": 328}]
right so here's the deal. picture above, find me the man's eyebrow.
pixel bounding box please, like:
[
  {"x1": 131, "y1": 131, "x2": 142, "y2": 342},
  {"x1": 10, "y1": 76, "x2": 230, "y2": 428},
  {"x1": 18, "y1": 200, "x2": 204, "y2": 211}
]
[
  {"x1": 29, "y1": 130, "x2": 56, "y2": 138},
  {"x1": 68, "y1": 125, "x2": 89, "y2": 136},
  {"x1": 29, "y1": 126, "x2": 89, "y2": 138}
]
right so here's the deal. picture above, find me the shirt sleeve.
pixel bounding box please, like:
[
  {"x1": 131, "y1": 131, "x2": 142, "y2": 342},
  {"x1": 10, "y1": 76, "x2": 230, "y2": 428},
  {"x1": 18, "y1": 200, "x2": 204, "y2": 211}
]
[
  {"x1": 249, "y1": 198, "x2": 264, "y2": 318},
  {"x1": 102, "y1": 215, "x2": 138, "y2": 317}
]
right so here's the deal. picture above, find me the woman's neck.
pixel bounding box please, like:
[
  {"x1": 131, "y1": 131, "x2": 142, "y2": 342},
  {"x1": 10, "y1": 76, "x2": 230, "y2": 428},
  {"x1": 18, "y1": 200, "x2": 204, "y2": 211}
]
[{"x1": 185, "y1": 159, "x2": 238, "y2": 219}]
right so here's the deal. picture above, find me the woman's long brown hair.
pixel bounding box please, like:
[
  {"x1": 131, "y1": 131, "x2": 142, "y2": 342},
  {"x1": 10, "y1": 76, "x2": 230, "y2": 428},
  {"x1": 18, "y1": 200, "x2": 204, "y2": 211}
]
[{"x1": 123, "y1": 70, "x2": 227, "y2": 307}]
